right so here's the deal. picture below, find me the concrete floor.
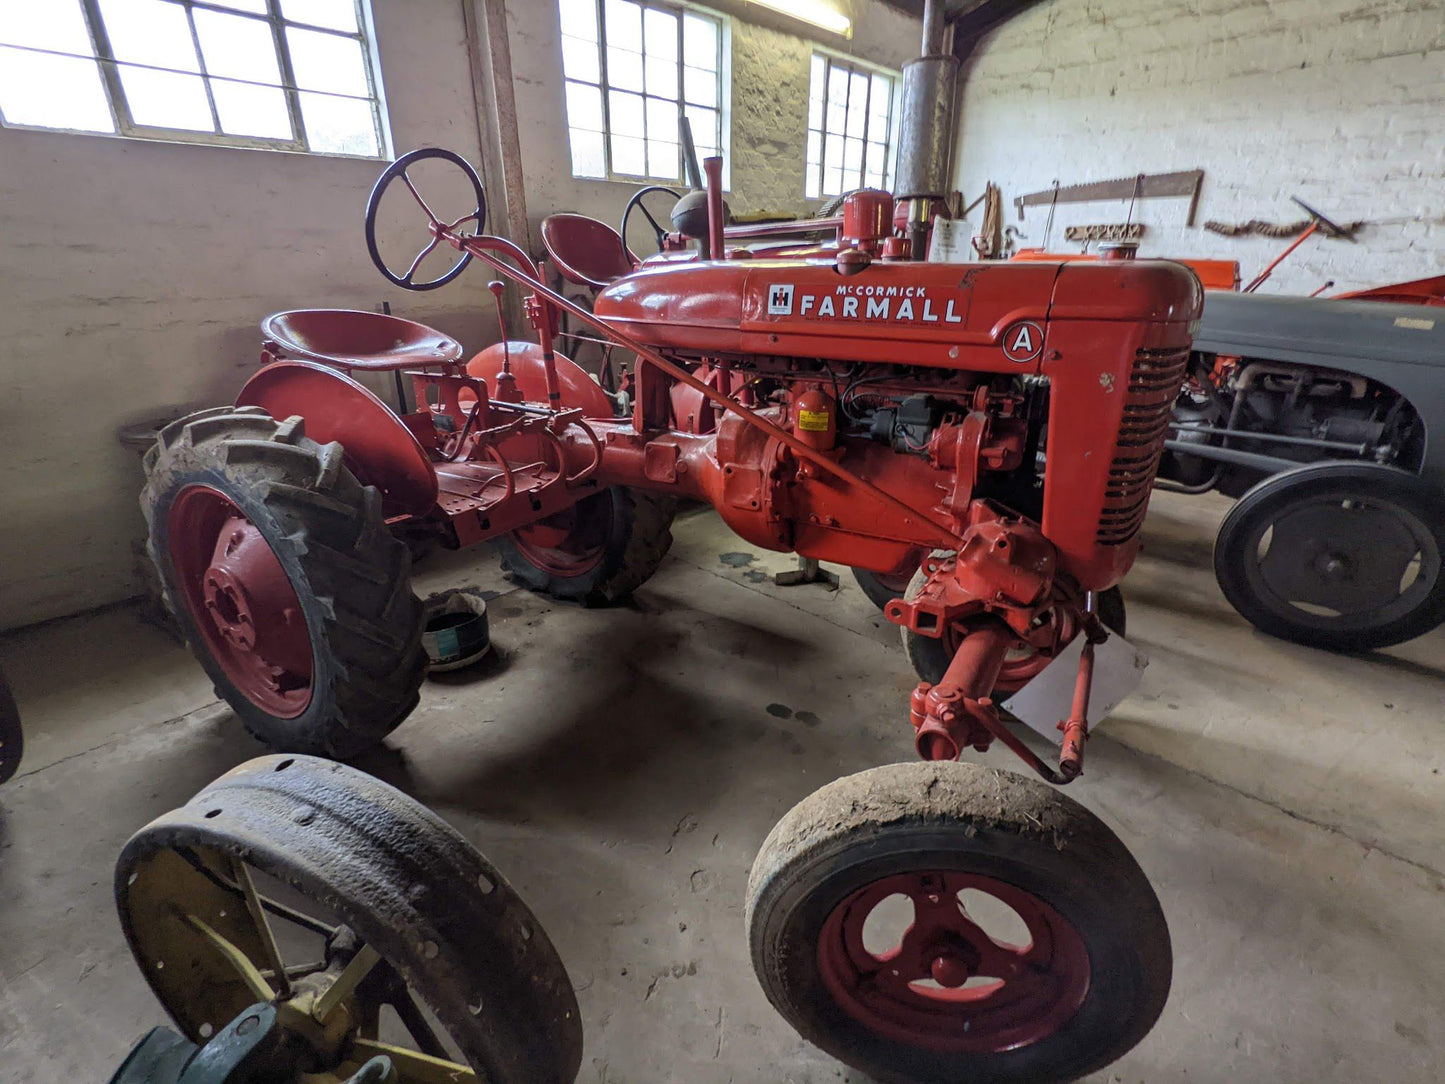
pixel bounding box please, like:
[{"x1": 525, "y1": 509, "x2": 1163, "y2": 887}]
[{"x1": 1, "y1": 490, "x2": 1442, "y2": 1082}]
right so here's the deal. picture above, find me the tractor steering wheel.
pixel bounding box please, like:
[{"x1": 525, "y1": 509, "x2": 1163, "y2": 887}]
[
  {"x1": 620, "y1": 185, "x2": 682, "y2": 257},
  {"x1": 365, "y1": 147, "x2": 487, "y2": 291}
]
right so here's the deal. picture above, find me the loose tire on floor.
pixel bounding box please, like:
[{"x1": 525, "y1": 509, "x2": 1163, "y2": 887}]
[
  {"x1": 902, "y1": 560, "x2": 1126, "y2": 694},
  {"x1": 117, "y1": 755, "x2": 582, "y2": 1083},
  {"x1": 0, "y1": 662, "x2": 21, "y2": 785},
  {"x1": 746, "y1": 761, "x2": 1171, "y2": 1084},
  {"x1": 1213, "y1": 462, "x2": 1445, "y2": 651},
  {"x1": 142, "y1": 407, "x2": 425, "y2": 757},
  {"x1": 496, "y1": 485, "x2": 675, "y2": 606}
]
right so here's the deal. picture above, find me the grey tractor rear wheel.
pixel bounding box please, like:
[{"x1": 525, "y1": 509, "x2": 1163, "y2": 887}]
[
  {"x1": 1214, "y1": 461, "x2": 1445, "y2": 651},
  {"x1": 142, "y1": 407, "x2": 425, "y2": 757}
]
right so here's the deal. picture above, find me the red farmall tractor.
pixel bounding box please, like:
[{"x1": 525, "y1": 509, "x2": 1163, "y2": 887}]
[{"x1": 140, "y1": 147, "x2": 1200, "y2": 1082}]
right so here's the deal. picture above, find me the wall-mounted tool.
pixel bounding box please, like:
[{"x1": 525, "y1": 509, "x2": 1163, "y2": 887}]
[{"x1": 1015, "y1": 169, "x2": 1205, "y2": 226}]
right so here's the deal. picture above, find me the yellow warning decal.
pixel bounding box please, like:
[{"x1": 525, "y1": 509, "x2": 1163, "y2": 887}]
[{"x1": 798, "y1": 409, "x2": 831, "y2": 432}]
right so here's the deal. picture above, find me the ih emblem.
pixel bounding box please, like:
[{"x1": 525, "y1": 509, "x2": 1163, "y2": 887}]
[
  {"x1": 1002, "y1": 320, "x2": 1044, "y2": 363},
  {"x1": 767, "y1": 283, "x2": 794, "y2": 316}
]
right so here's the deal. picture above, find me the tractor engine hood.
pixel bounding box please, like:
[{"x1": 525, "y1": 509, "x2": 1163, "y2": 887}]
[{"x1": 593, "y1": 258, "x2": 1202, "y2": 372}]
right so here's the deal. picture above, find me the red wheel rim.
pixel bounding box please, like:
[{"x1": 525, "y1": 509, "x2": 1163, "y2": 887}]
[
  {"x1": 167, "y1": 486, "x2": 313, "y2": 718},
  {"x1": 818, "y1": 871, "x2": 1090, "y2": 1053},
  {"x1": 509, "y1": 493, "x2": 612, "y2": 577}
]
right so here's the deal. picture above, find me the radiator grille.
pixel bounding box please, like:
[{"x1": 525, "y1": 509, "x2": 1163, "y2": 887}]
[{"x1": 1097, "y1": 346, "x2": 1190, "y2": 545}]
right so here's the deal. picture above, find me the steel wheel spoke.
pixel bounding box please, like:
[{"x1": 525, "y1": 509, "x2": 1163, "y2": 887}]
[
  {"x1": 259, "y1": 960, "x2": 329, "y2": 981},
  {"x1": 183, "y1": 913, "x2": 276, "y2": 1003},
  {"x1": 349, "y1": 1038, "x2": 476, "y2": 1083},
  {"x1": 174, "y1": 848, "x2": 338, "y2": 937},
  {"x1": 389, "y1": 989, "x2": 450, "y2": 1060},
  {"x1": 231, "y1": 857, "x2": 293, "y2": 999},
  {"x1": 313, "y1": 943, "x2": 382, "y2": 1023}
]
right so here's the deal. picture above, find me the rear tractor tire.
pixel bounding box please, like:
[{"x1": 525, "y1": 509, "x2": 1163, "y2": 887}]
[
  {"x1": 1213, "y1": 462, "x2": 1445, "y2": 651},
  {"x1": 747, "y1": 760, "x2": 1171, "y2": 1084},
  {"x1": 141, "y1": 407, "x2": 425, "y2": 758},
  {"x1": 496, "y1": 486, "x2": 676, "y2": 606}
]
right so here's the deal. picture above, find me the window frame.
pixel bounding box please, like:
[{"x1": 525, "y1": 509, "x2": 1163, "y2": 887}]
[
  {"x1": 805, "y1": 48, "x2": 900, "y2": 200},
  {"x1": 0, "y1": 0, "x2": 392, "y2": 159},
  {"x1": 559, "y1": 0, "x2": 730, "y2": 186}
]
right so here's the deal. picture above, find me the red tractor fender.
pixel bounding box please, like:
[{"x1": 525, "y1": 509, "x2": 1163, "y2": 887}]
[
  {"x1": 235, "y1": 360, "x2": 439, "y2": 517},
  {"x1": 466, "y1": 341, "x2": 613, "y2": 419}
]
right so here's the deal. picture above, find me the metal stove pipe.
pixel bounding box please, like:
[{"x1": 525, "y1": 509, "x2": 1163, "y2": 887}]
[{"x1": 895, "y1": 0, "x2": 960, "y2": 258}]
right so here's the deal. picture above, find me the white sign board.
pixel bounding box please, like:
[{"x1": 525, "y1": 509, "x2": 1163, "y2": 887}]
[{"x1": 1001, "y1": 634, "x2": 1149, "y2": 743}]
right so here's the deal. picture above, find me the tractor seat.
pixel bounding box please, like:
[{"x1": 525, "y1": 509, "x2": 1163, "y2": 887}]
[
  {"x1": 541, "y1": 214, "x2": 637, "y2": 290},
  {"x1": 261, "y1": 309, "x2": 464, "y2": 372}
]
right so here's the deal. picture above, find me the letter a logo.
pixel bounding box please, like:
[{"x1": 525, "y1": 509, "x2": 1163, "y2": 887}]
[{"x1": 1002, "y1": 320, "x2": 1044, "y2": 363}]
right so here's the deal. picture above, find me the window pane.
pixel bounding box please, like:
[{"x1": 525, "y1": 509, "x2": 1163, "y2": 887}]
[
  {"x1": 682, "y1": 65, "x2": 714, "y2": 106},
  {"x1": 610, "y1": 131, "x2": 645, "y2": 175},
  {"x1": 806, "y1": 169, "x2": 820, "y2": 200},
  {"x1": 846, "y1": 72, "x2": 868, "y2": 137},
  {"x1": 0, "y1": 0, "x2": 92, "y2": 51},
  {"x1": 213, "y1": 78, "x2": 291, "y2": 138},
  {"x1": 99, "y1": 0, "x2": 201, "y2": 72},
  {"x1": 808, "y1": 54, "x2": 825, "y2": 95},
  {"x1": 823, "y1": 134, "x2": 843, "y2": 172},
  {"x1": 823, "y1": 164, "x2": 842, "y2": 196},
  {"x1": 643, "y1": 7, "x2": 677, "y2": 60},
  {"x1": 607, "y1": 45, "x2": 643, "y2": 92},
  {"x1": 807, "y1": 92, "x2": 822, "y2": 131},
  {"x1": 558, "y1": 0, "x2": 598, "y2": 43},
  {"x1": 682, "y1": 14, "x2": 715, "y2": 70},
  {"x1": 118, "y1": 65, "x2": 213, "y2": 130},
  {"x1": 866, "y1": 141, "x2": 888, "y2": 180},
  {"x1": 843, "y1": 136, "x2": 863, "y2": 173},
  {"x1": 604, "y1": 0, "x2": 642, "y2": 52},
  {"x1": 298, "y1": 89, "x2": 376, "y2": 154},
  {"x1": 607, "y1": 88, "x2": 643, "y2": 138},
  {"x1": 646, "y1": 138, "x2": 676, "y2": 178},
  {"x1": 561, "y1": 35, "x2": 599, "y2": 84},
  {"x1": 281, "y1": 0, "x2": 359, "y2": 33},
  {"x1": 869, "y1": 73, "x2": 892, "y2": 122},
  {"x1": 644, "y1": 55, "x2": 676, "y2": 98},
  {"x1": 683, "y1": 104, "x2": 717, "y2": 151},
  {"x1": 568, "y1": 126, "x2": 605, "y2": 177},
  {"x1": 805, "y1": 129, "x2": 821, "y2": 168},
  {"x1": 286, "y1": 27, "x2": 368, "y2": 96},
  {"x1": 0, "y1": 45, "x2": 114, "y2": 132},
  {"x1": 194, "y1": 9, "x2": 281, "y2": 84},
  {"x1": 645, "y1": 94, "x2": 675, "y2": 142},
  {"x1": 206, "y1": 0, "x2": 269, "y2": 12},
  {"x1": 564, "y1": 80, "x2": 603, "y2": 131}
]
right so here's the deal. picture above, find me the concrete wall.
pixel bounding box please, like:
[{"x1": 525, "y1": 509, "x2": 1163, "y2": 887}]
[
  {"x1": 0, "y1": 2, "x2": 500, "y2": 630},
  {"x1": 953, "y1": 0, "x2": 1445, "y2": 295},
  {"x1": 505, "y1": 0, "x2": 921, "y2": 235}
]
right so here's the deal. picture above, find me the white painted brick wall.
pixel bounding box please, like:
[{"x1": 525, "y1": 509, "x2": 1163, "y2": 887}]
[{"x1": 952, "y1": 0, "x2": 1445, "y2": 295}]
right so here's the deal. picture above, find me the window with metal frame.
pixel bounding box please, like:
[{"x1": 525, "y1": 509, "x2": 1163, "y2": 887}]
[
  {"x1": 558, "y1": 0, "x2": 725, "y2": 183},
  {"x1": 805, "y1": 52, "x2": 896, "y2": 199},
  {"x1": 0, "y1": 0, "x2": 389, "y2": 158}
]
